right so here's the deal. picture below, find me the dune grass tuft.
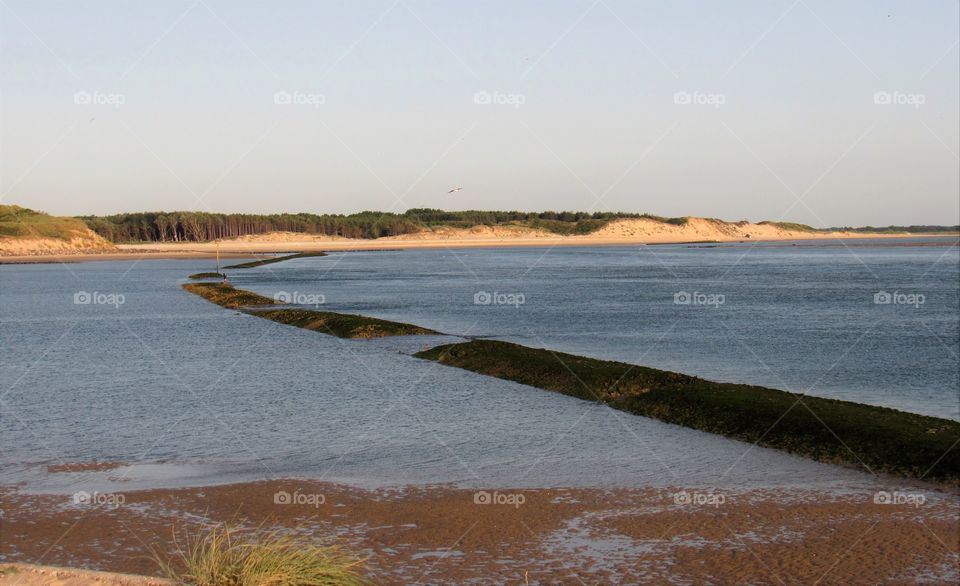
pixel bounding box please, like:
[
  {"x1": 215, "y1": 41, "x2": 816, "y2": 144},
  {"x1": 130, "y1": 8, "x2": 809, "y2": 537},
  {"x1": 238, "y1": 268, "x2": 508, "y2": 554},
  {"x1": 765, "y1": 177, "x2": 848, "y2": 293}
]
[{"x1": 158, "y1": 524, "x2": 368, "y2": 586}]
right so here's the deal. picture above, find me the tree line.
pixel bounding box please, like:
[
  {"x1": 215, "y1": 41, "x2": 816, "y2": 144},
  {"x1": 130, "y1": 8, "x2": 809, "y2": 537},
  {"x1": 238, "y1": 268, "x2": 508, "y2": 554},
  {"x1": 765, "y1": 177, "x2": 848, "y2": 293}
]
[{"x1": 81, "y1": 209, "x2": 653, "y2": 242}]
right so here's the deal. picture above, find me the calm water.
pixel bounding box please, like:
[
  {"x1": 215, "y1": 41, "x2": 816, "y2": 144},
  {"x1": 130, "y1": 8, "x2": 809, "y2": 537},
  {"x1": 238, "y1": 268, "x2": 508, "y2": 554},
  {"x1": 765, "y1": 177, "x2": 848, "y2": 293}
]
[{"x1": 1, "y1": 238, "x2": 957, "y2": 493}]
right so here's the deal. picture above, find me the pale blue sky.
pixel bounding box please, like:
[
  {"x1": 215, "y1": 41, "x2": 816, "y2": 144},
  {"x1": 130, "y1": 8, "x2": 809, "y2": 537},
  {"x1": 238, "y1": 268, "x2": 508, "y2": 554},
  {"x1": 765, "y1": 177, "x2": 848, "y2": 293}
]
[{"x1": 1, "y1": 0, "x2": 957, "y2": 225}]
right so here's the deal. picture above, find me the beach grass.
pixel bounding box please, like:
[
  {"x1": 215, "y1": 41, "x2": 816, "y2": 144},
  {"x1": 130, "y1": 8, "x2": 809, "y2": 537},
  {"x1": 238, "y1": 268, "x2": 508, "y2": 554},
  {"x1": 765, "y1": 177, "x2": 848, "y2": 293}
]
[
  {"x1": 158, "y1": 524, "x2": 367, "y2": 586},
  {"x1": 222, "y1": 251, "x2": 327, "y2": 269},
  {"x1": 416, "y1": 340, "x2": 960, "y2": 482},
  {"x1": 188, "y1": 272, "x2": 226, "y2": 279},
  {"x1": 0, "y1": 204, "x2": 99, "y2": 241}
]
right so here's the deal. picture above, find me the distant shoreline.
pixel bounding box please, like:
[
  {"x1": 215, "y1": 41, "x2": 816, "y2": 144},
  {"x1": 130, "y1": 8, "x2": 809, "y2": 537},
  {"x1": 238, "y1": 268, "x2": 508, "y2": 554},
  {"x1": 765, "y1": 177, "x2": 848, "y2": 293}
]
[{"x1": 1, "y1": 232, "x2": 956, "y2": 264}]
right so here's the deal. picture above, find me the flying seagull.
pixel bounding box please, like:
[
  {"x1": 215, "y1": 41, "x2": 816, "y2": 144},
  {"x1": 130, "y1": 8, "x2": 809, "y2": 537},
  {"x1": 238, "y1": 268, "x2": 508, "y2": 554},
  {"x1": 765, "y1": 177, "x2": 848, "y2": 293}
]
[{"x1": 447, "y1": 186, "x2": 463, "y2": 194}]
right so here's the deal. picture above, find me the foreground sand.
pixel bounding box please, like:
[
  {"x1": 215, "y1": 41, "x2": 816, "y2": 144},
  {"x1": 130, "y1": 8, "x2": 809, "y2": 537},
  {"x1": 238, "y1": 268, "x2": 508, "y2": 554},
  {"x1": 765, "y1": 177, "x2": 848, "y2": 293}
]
[
  {"x1": 2, "y1": 480, "x2": 957, "y2": 584},
  {"x1": 0, "y1": 564, "x2": 170, "y2": 586}
]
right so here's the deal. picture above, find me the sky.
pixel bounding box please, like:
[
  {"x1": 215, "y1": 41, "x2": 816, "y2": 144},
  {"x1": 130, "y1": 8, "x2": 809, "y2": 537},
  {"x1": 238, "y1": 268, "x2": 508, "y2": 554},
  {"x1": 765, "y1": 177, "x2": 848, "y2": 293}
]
[{"x1": 0, "y1": 0, "x2": 957, "y2": 226}]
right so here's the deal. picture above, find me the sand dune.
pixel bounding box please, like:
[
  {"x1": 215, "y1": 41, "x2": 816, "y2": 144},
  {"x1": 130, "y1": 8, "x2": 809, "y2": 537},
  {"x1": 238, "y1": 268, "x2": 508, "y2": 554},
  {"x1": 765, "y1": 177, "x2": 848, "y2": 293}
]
[{"x1": 1, "y1": 217, "x2": 939, "y2": 262}]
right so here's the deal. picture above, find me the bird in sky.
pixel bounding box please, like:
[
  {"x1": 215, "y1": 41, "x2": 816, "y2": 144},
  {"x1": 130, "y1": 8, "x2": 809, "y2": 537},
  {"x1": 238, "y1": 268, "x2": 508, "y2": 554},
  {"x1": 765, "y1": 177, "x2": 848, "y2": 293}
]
[{"x1": 447, "y1": 186, "x2": 463, "y2": 194}]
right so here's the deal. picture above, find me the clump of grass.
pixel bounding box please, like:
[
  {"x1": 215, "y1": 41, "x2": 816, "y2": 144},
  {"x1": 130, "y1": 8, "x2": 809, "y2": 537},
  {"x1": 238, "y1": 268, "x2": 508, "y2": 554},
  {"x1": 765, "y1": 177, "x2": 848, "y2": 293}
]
[
  {"x1": 189, "y1": 272, "x2": 226, "y2": 279},
  {"x1": 223, "y1": 252, "x2": 327, "y2": 270},
  {"x1": 158, "y1": 524, "x2": 367, "y2": 586},
  {"x1": 182, "y1": 283, "x2": 277, "y2": 309}
]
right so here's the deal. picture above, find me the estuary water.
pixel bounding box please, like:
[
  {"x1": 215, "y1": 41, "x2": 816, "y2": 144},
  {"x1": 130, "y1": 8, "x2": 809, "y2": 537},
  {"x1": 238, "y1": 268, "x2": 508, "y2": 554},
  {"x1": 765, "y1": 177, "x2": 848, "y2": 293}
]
[{"x1": 1, "y1": 238, "x2": 957, "y2": 493}]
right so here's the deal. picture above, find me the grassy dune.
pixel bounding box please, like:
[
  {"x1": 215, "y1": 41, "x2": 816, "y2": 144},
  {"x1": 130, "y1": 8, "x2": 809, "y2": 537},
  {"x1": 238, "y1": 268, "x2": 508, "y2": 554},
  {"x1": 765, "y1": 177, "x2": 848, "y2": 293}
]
[
  {"x1": 222, "y1": 251, "x2": 327, "y2": 269},
  {"x1": 182, "y1": 282, "x2": 436, "y2": 338},
  {"x1": 416, "y1": 340, "x2": 960, "y2": 482},
  {"x1": 0, "y1": 205, "x2": 93, "y2": 240}
]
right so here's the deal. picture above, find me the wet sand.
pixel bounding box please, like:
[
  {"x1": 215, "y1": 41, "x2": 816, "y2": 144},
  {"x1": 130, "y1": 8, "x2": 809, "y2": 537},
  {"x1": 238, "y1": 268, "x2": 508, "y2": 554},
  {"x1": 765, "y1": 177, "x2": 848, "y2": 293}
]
[{"x1": 2, "y1": 480, "x2": 957, "y2": 584}]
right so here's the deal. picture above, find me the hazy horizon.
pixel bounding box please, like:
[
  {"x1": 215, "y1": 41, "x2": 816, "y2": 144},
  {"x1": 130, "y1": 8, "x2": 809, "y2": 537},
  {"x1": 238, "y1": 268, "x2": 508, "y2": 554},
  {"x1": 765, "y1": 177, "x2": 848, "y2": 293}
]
[{"x1": 1, "y1": 0, "x2": 958, "y2": 226}]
